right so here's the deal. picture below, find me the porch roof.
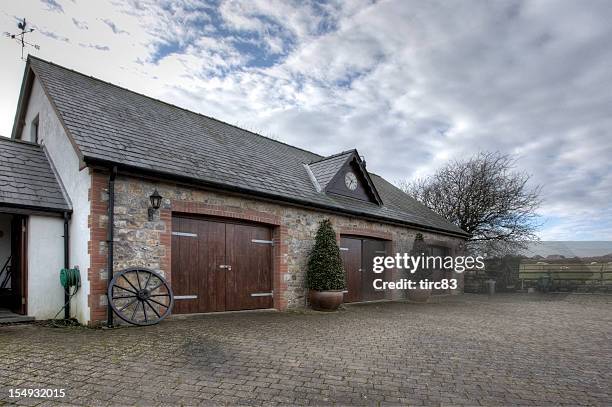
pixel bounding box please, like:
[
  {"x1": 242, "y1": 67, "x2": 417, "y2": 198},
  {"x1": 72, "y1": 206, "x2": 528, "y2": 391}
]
[{"x1": 0, "y1": 137, "x2": 71, "y2": 213}]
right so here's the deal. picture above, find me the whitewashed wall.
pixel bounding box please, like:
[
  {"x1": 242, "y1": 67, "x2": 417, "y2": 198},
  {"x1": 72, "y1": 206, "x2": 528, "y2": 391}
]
[
  {"x1": 27, "y1": 216, "x2": 65, "y2": 319},
  {"x1": 20, "y1": 77, "x2": 91, "y2": 323}
]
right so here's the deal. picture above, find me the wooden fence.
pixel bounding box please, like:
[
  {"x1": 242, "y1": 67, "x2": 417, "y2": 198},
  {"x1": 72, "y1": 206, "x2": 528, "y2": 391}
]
[
  {"x1": 519, "y1": 262, "x2": 612, "y2": 292},
  {"x1": 465, "y1": 260, "x2": 612, "y2": 293}
]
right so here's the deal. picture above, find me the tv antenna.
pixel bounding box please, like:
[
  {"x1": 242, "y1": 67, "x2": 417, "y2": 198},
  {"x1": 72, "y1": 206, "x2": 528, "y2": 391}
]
[{"x1": 4, "y1": 18, "x2": 40, "y2": 60}]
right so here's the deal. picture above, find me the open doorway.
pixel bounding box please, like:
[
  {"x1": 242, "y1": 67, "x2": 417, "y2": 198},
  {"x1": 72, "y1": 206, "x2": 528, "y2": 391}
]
[{"x1": 0, "y1": 213, "x2": 27, "y2": 315}]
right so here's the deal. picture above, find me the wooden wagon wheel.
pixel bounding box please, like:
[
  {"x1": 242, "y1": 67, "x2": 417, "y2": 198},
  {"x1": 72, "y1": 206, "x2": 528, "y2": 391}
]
[{"x1": 108, "y1": 268, "x2": 174, "y2": 326}]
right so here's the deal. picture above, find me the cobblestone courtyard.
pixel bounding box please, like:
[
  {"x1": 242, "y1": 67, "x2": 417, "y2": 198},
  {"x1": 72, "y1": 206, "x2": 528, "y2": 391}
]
[{"x1": 1, "y1": 294, "x2": 611, "y2": 406}]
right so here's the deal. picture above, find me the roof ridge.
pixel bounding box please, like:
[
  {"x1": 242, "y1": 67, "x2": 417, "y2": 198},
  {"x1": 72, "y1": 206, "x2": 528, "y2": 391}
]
[
  {"x1": 27, "y1": 55, "x2": 323, "y2": 159},
  {"x1": 309, "y1": 149, "x2": 356, "y2": 164}
]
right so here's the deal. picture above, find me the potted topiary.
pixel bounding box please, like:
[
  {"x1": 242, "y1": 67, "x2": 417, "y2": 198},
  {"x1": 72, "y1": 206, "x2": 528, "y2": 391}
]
[
  {"x1": 408, "y1": 233, "x2": 432, "y2": 303},
  {"x1": 306, "y1": 219, "x2": 346, "y2": 311}
]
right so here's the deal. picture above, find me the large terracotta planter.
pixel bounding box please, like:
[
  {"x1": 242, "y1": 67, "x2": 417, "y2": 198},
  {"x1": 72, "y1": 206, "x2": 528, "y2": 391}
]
[
  {"x1": 309, "y1": 290, "x2": 344, "y2": 311},
  {"x1": 408, "y1": 288, "x2": 432, "y2": 303}
]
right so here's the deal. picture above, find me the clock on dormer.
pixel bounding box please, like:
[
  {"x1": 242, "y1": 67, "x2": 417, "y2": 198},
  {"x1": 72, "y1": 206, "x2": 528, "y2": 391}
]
[{"x1": 345, "y1": 171, "x2": 358, "y2": 191}]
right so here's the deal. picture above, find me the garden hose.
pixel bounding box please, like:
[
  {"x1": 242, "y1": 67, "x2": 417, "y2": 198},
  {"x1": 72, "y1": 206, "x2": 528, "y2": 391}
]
[
  {"x1": 53, "y1": 267, "x2": 81, "y2": 323},
  {"x1": 60, "y1": 267, "x2": 80, "y2": 289}
]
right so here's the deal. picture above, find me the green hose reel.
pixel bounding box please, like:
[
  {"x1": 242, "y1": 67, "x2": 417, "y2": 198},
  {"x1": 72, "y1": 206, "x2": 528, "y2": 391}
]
[
  {"x1": 55, "y1": 267, "x2": 81, "y2": 321},
  {"x1": 60, "y1": 267, "x2": 80, "y2": 289}
]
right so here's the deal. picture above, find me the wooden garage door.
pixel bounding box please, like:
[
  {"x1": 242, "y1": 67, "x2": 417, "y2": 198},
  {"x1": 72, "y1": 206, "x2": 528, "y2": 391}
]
[
  {"x1": 340, "y1": 236, "x2": 388, "y2": 303},
  {"x1": 171, "y1": 216, "x2": 273, "y2": 314},
  {"x1": 340, "y1": 237, "x2": 361, "y2": 303},
  {"x1": 429, "y1": 245, "x2": 452, "y2": 294}
]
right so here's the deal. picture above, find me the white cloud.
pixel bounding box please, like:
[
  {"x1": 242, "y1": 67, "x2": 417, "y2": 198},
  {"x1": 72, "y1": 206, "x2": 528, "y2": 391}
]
[{"x1": 0, "y1": 0, "x2": 610, "y2": 240}]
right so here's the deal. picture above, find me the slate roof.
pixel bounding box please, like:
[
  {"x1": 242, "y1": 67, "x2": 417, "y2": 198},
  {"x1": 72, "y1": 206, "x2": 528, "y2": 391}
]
[
  {"x1": 21, "y1": 56, "x2": 467, "y2": 236},
  {"x1": 0, "y1": 137, "x2": 70, "y2": 212},
  {"x1": 308, "y1": 151, "x2": 354, "y2": 190}
]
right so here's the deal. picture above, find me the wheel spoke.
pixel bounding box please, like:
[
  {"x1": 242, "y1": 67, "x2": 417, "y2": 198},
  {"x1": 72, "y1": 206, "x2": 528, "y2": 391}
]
[
  {"x1": 113, "y1": 285, "x2": 136, "y2": 294},
  {"x1": 131, "y1": 301, "x2": 140, "y2": 321},
  {"x1": 122, "y1": 274, "x2": 139, "y2": 292},
  {"x1": 142, "y1": 300, "x2": 148, "y2": 322},
  {"x1": 148, "y1": 297, "x2": 170, "y2": 308},
  {"x1": 112, "y1": 295, "x2": 136, "y2": 300},
  {"x1": 144, "y1": 272, "x2": 153, "y2": 289},
  {"x1": 135, "y1": 270, "x2": 142, "y2": 290},
  {"x1": 148, "y1": 281, "x2": 164, "y2": 291},
  {"x1": 144, "y1": 300, "x2": 161, "y2": 318},
  {"x1": 118, "y1": 297, "x2": 138, "y2": 312},
  {"x1": 149, "y1": 293, "x2": 170, "y2": 297}
]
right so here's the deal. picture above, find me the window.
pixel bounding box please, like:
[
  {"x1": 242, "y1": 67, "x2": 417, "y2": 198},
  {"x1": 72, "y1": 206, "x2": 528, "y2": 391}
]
[{"x1": 30, "y1": 114, "x2": 39, "y2": 143}]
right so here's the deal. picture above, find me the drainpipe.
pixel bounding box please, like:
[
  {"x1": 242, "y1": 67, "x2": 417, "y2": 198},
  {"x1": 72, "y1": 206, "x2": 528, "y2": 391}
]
[
  {"x1": 63, "y1": 211, "x2": 70, "y2": 319},
  {"x1": 106, "y1": 166, "x2": 117, "y2": 327}
]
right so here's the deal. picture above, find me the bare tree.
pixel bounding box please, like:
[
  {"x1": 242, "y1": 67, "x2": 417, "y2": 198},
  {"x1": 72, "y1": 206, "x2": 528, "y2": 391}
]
[{"x1": 398, "y1": 152, "x2": 542, "y2": 256}]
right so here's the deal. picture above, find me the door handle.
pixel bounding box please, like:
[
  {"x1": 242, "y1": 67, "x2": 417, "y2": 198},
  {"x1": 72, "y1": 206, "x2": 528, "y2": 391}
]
[{"x1": 219, "y1": 265, "x2": 232, "y2": 270}]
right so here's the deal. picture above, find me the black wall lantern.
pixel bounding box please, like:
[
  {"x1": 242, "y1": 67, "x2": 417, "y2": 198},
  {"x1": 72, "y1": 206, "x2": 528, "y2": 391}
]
[{"x1": 148, "y1": 189, "x2": 162, "y2": 221}]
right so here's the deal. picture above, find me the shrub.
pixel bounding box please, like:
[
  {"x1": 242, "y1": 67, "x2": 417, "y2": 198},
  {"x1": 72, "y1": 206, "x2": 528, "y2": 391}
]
[
  {"x1": 411, "y1": 233, "x2": 432, "y2": 282},
  {"x1": 306, "y1": 219, "x2": 346, "y2": 291}
]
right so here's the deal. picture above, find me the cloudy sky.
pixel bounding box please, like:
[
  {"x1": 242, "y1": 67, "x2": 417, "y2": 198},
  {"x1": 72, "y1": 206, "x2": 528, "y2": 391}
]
[{"x1": 1, "y1": 0, "x2": 611, "y2": 240}]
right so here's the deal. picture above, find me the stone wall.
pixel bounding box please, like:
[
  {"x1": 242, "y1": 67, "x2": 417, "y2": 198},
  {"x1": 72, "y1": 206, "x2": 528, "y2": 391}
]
[{"x1": 88, "y1": 170, "x2": 465, "y2": 324}]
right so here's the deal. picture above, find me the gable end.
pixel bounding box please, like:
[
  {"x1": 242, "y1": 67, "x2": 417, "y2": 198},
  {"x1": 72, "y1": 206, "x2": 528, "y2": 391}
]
[{"x1": 323, "y1": 152, "x2": 383, "y2": 206}]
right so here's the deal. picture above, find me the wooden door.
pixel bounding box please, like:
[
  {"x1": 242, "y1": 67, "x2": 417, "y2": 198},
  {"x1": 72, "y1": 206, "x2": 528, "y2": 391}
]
[
  {"x1": 172, "y1": 216, "x2": 200, "y2": 314},
  {"x1": 430, "y1": 245, "x2": 451, "y2": 294},
  {"x1": 198, "y1": 219, "x2": 226, "y2": 311},
  {"x1": 340, "y1": 237, "x2": 362, "y2": 303},
  {"x1": 341, "y1": 236, "x2": 389, "y2": 303},
  {"x1": 225, "y1": 223, "x2": 273, "y2": 310},
  {"x1": 171, "y1": 217, "x2": 225, "y2": 313},
  {"x1": 9, "y1": 216, "x2": 27, "y2": 315},
  {"x1": 171, "y1": 216, "x2": 272, "y2": 313},
  {"x1": 361, "y1": 239, "x2": 387, "y2": 301}
]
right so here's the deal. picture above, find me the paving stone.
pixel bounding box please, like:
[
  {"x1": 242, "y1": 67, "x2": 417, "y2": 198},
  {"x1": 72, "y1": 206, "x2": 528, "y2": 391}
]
[{"x1": 0, "y1": 294, "x2": 611, "y2": 405}]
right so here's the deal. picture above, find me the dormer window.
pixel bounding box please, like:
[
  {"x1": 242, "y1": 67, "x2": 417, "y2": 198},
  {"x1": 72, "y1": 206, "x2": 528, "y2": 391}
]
[
  {"x1": 306, "y1": 150, "x2": 383, "y2": 205},
  {"x1": 30, "y1": 114, "x2": 39, "y2": 144}
]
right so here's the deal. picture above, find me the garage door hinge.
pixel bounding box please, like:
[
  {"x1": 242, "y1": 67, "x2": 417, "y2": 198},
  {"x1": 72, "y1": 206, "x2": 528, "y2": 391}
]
[
  {"x1": 251, "y1": 239, "x2": 274, "y2": 245},
  {"x1": 172, "y1": 232, "x2": 198, "y2": 237},
  {"x1": 251, "y1": 292, "x2": 273, "y2": 297}
]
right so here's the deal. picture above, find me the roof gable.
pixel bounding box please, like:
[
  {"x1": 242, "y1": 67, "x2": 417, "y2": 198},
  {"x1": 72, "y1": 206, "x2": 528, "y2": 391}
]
[
  {"x1": 308, "y1": 150, "x2": 383, "y2": 205},
  {"x1": 308, "y1": 151, "x2": 353, "y2": 190},
  {"x1": 15, "y1": 56, "x2": 467, "y2": 237}
]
